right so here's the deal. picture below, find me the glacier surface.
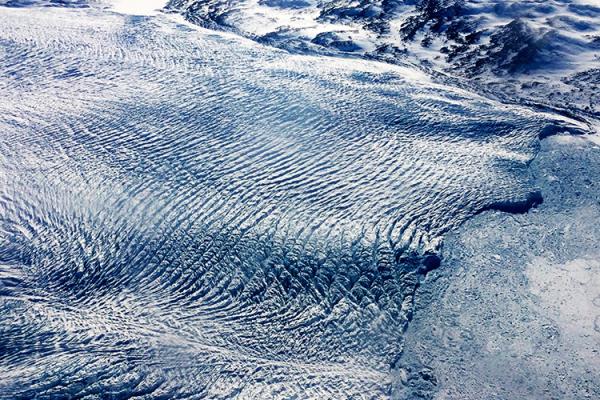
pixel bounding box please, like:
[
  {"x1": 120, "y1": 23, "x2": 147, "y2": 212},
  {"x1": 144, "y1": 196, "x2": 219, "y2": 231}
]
[{"x1": 0, "y1": 1, "x2": 598, "y2": 399}]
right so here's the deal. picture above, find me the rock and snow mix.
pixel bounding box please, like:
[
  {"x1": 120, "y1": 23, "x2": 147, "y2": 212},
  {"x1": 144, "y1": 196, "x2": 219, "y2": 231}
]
[{"x1": 166, "y1": 0, "x2": 600, "y2": 123}]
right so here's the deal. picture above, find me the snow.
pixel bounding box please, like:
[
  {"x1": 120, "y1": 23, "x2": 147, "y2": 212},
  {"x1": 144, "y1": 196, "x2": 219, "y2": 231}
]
[
  {"x1": 165, "y1": 0, "x2": 600, "y2": 123},
  {"x1": 108, "y1": 0, "x2": 168, "y2": 15}
]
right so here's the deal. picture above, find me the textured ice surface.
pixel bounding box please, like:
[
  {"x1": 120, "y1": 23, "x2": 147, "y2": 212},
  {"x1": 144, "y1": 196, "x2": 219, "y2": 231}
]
[{"x1": 0, "y1": 4, "x2": 572, "y2": 399}]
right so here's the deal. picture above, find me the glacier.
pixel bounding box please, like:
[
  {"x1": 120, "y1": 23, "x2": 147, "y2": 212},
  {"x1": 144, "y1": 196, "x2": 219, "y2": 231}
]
[{"x1": 0, "y1": 1, "x2": 598, "y2": 399}]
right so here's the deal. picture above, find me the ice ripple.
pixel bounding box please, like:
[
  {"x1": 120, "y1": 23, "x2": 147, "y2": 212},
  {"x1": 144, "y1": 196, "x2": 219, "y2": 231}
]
[{"x1": 0, "y1": 6, "x2": 560, "y2": 398}]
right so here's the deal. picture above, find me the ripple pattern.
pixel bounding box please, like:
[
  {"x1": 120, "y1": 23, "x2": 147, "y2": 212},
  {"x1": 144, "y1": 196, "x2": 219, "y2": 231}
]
[{"x1": 0, "y1": 6, "x2": 553, "y2": 398}]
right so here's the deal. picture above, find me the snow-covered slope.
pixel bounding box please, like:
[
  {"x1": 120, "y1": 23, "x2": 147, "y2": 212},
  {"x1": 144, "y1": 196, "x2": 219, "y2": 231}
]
[{"x1": 165, "y1": 0, "x2": 600, "y2": 123}]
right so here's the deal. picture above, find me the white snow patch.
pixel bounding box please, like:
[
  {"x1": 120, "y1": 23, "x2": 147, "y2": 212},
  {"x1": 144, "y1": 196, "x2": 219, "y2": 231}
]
[
  {"x1": 527, "y1": 255, "x2": 600, "y2": 365},
  {"x1": 108, "y1": 0, "x2": 168, "y2": 16}
]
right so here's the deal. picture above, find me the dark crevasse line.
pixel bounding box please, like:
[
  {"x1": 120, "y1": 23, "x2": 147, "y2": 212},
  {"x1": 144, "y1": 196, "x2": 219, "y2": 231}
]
[{"x1": 481, "y1": 190, "x2": 543, "y2": 215}]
